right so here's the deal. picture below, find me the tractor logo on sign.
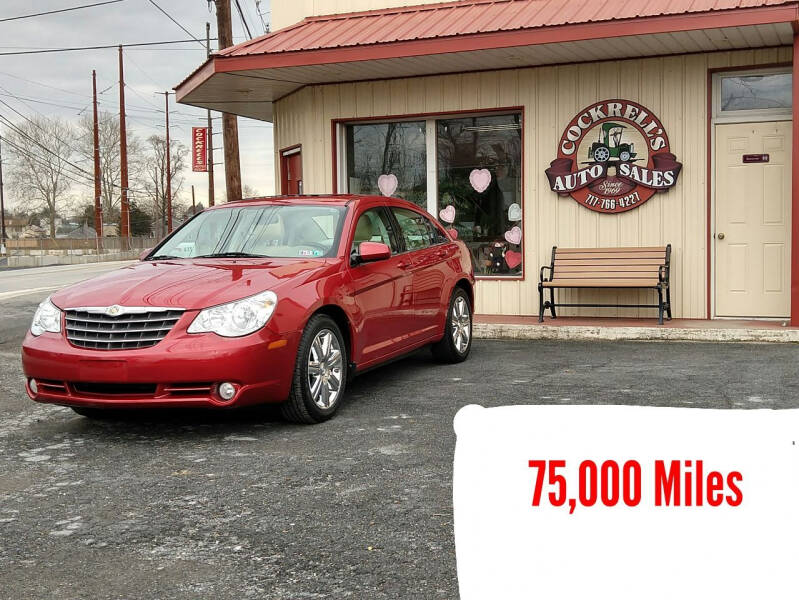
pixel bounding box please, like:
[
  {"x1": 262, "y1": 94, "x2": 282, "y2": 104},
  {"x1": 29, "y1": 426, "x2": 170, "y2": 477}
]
[{"x1": 545, "y1": 99, "x2": 682, "y2": 214}]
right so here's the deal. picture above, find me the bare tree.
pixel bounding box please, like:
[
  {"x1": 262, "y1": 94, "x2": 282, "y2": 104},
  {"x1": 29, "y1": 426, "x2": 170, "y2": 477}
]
[
  {"x1": 242, "y1": 184, "x2": 260, "y2": 198},
  {"x1": 143, "y1": 134, "x2": 186, "y2": 238},
  {"x1": 76, "y1": 111, "x2": 144, "y2": 222},
  {"x1": 6, "y1": 116, "x2": 78, "y2": 238}
]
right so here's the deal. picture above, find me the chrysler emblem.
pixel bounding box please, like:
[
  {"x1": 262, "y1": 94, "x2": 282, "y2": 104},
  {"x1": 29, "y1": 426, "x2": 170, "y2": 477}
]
[{"x1": 105, "y1": 305, "x2": 123, "y2": 317}]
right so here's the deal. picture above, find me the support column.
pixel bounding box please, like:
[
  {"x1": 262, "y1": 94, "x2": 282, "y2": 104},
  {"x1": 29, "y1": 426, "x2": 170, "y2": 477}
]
[{"x1": 792, "y1": 31, "x2": 799, "y2": 325}]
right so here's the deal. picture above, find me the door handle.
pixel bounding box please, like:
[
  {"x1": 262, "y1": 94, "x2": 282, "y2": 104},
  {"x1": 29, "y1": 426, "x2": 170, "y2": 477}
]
[
  {"x1": 397, "y1": 260, "x2": 411, "y2": 270},
  {"x1": 717, "y1": 232, "x2": 725, "y2": 240}
]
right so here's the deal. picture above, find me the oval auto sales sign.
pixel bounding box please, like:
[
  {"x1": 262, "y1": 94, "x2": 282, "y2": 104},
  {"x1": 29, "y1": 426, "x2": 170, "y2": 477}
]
[{"x1": 545, "y1": 99, "x2": 682, "y2": 214}]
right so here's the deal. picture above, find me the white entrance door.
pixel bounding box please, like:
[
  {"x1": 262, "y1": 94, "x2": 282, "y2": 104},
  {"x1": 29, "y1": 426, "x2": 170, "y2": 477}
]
[{"x1": 715, "y1": 121, "x2": 791, "y2": 318}]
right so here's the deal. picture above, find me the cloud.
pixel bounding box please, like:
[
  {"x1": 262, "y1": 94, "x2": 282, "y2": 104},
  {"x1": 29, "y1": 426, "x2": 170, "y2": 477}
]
[{"x1": 0, "y1": 0, "x2": 274, "y2": 209}]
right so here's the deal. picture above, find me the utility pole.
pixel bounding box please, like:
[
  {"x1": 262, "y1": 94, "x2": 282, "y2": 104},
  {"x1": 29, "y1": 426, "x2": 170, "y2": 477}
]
[
  {"x1": 206, "y1": 22, "x2": 215, "y2": 207},
  {"x1": 214, "y1": 0, "x2": 242, "y2": 202},
  {"x1": 0, "y1": 135, "x2": 6, "y2": 252},
  {"x1": 163, "y1": 92, "x2": 172, "y2": 233},
  {"x1": 92, "y1": 70, "x2": 103, "y2": 243},
  {"x1": 118, "y1": 45, "x2": 130, "y2": 246},
  {"x1": 191, "y1": 185, "x2": 196, "y2": 214}
]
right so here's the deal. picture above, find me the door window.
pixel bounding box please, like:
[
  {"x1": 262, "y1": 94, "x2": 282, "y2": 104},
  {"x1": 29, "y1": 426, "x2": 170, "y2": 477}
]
[
  {"x1": 351, "y1": 208, "x2": 397, "y2": 257},
  {"x1": 392, "y1": 207, "x2": 437, "y2": 252}
]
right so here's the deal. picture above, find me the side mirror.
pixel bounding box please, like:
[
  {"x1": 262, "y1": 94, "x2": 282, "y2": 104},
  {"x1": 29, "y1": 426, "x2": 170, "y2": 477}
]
[
  {"x1": 139, "y1": 248, "x2": 152, "y2": 261},
  {"x1": 358, "y1": 241, "x2": 391, "y2": 262}
]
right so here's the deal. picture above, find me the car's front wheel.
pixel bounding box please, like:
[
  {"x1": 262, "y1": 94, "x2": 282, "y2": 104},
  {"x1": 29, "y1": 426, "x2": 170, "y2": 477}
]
[
  {"x1": 282, "y1": 314, "x2": 348, "y2": 424},
  {"x1": 432, "y1": 287, "x2": 472, "y2": 363}
]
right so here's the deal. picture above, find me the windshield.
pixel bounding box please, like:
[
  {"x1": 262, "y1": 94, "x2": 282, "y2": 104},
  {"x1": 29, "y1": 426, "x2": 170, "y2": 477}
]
[{"x1": 150, "y1": 205, "x2": 346, "y2": 260}]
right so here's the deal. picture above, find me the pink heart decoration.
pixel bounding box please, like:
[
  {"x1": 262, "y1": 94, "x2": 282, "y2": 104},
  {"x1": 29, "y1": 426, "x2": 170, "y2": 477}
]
[
  {"x1": 505, "y1": 250, "x2": 522, "y2": 269},
  {"x1": 448, "y1": 228, "x2": 458, "y2": 239},
  {"x1": 377, "y1": 173, "x2": 398, "y2": 197},
  {"x1": 469, "y1": 168, "x2": 492, "y2": 193},
  {"x1": 439, "y1": 205, "x2": 456, "y2": 224},
  {"x1": 504, "y1": 226, "x2": 522, "y2": 245}
]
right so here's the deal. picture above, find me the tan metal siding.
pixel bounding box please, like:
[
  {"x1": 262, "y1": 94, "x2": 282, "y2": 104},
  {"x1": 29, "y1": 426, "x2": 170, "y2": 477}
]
[{"x1": 274, "y1": 47, "x2": 793, "y2": 318}]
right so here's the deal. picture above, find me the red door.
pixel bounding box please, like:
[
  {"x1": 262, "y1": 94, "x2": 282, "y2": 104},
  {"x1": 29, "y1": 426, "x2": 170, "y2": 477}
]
[
  {"x1": 280, "y1": 149, "x2": 303, "y2": 195},
  {"x1": 346, "y1": 207, "x2": 414, "y2": 366},
  {"x1": 390, "y1": 207, "x2": 453, "y2": 342}
]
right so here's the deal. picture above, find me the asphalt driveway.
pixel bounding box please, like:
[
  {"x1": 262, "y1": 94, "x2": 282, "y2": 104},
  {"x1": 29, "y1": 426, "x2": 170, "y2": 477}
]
[{"x1": 1, "y1": 338, "x2": 798, "y2": 599}]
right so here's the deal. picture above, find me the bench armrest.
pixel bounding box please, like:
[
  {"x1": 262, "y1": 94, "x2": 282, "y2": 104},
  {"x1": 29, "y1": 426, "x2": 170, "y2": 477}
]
[
  {"x1": 540, "y1": 265, "x2": 552, "y2": 282},
  {"x1": 659, "y1": 264, "x2": 669, "y2": 284}
]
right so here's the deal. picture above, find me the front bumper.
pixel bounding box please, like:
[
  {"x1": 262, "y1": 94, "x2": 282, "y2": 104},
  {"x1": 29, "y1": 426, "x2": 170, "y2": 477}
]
[{"x1": 21, "y1": 325, "x2": 300, "y2": 409}]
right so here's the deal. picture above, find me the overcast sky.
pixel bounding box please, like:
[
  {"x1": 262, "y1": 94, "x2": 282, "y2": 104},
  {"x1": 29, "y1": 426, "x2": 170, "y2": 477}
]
[{"x1": 0, "y1": 0, "x2": 274, "y2": 212}]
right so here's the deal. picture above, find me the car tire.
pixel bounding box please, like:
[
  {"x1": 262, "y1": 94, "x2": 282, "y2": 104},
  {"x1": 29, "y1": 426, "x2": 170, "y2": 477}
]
[
  {"x1": 281, "y1": 314, "x2": 348, "y2": 424},
  {"x1": 432, "y1": 287, "x2": 472, "y2": 364}
]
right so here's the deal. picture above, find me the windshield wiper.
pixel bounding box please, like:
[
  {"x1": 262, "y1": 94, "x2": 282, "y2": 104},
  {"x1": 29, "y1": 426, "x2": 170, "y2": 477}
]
[
  {"x1": 194, "y1": 252, "x2": 269, "y2": 258},
  {"x1": 147, "y1": 254, "x2": 183, "y2": 260}
]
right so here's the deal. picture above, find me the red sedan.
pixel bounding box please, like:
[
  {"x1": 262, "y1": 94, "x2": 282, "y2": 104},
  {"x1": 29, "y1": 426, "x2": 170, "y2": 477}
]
[{"x1": 22, "y1": 196, "x2": 474, "y2": 423}]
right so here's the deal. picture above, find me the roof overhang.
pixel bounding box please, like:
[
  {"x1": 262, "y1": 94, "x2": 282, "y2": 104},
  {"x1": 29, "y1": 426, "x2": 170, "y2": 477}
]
[{"x1": 176, "y1": 3, "x2": 799, "y2": 122}]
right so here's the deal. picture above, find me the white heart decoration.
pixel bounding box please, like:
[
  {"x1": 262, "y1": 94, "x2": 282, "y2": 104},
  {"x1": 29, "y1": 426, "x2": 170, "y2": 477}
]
[
  {"x1": 377, "y1": 173, "x2": 398, "y2": 197},
  {"x1": 439, "y1": 205, "x2": 456, "y2": 224},
  {"x1": 508, "y1": 203, "x2": 522, "y2": 222},
  {"x1": 504, "y1": 226, "x2": 522, "y2": 245},
  {"x1": 469, "y1": 168, "x2": 492, "y2": 193}
]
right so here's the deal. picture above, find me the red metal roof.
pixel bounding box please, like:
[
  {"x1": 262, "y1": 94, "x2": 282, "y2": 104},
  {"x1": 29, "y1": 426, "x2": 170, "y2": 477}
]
[{"x1": 219, "y1": 0, "x2": 797, "y2": 56}]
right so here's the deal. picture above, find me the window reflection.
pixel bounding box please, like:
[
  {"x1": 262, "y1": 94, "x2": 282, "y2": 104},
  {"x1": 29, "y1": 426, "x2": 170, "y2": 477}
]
[
  {"x1": 720, "y1": 73, "x2": 792, "y2": 111},
  {"x1": 437, "y1": 114, "x2": 522, "y2": 276},
  {"x1": 345, "y1": 122, "x2": 427, "y2": 207}
]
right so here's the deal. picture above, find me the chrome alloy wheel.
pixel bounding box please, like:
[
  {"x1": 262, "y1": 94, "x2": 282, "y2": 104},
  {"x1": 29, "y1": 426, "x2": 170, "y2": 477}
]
[
  {"x1": 451, "y1": 296, "x2": 471, "y2": 354},
  {"x1": 307, "y1": 329, "x2": 343, "y2": 409}
]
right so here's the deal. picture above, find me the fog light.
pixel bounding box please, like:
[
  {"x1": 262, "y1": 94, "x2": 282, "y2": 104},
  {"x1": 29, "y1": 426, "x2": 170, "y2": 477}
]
[
  {"x1": 29, "y1": 378, "x2": 38, "y2": 395},
  {"x1": 218, "y1": 382, "x2": 236, "y2": 401}
]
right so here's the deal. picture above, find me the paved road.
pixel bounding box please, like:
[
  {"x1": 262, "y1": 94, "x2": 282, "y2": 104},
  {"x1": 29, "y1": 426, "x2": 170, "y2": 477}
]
[
  {"x1": 1, "y1": 264, "x2": 798, "y2": 598},
  {"x1": 0, "y1": 261, "x2": 136, "y2": 350}
]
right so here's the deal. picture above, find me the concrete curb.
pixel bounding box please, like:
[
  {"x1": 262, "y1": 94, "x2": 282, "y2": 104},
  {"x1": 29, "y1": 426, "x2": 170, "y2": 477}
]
[{"x1": 473, "y1": 322, "x2": 799, "y2": 343}]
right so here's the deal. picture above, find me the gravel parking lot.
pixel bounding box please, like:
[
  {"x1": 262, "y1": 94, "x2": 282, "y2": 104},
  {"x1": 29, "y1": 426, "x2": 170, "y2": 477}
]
[{"x1": 2, "y1": 299, "x2": 799, "y2": 598}]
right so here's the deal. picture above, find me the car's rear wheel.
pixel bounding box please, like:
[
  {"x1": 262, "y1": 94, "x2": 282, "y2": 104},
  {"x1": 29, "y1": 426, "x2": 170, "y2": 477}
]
[
  {"x1": 432, "y1": 287, "x2": 472, "y2": 363},
  {"x1": 282, "y1": 314, "x2": 348, "y2": 424}
]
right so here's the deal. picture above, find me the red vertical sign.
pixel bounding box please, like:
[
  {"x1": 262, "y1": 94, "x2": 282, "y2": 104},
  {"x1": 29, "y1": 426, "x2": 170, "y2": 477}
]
[{"x1": 192, "y1": 127, "x2": 208, "y2": 172}]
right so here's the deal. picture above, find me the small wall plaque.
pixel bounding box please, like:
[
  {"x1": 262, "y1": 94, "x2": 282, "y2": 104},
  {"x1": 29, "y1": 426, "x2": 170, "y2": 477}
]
[{"x1": 742, "y1": 154, "x2": 769, "y2": 163}]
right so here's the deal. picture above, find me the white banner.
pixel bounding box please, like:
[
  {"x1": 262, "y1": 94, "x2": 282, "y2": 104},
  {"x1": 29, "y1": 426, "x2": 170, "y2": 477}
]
[{"x1": 453, "y1": 405, "x2": 799, "y2": 599}]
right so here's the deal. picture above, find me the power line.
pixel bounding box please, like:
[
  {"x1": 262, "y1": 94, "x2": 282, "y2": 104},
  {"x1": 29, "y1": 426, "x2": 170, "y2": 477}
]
[
  {"x1": 0, "y1": 70, "x2": 92, "y2": 100},
  {"x1": 0, "y1": 0, "x2": 126, "y2": 23},
  {"x1": 234, "y1": 0, "x2": 253, "y2": 39},
  {"x1": 0, "y1": 39, "x2": 217, "y2": 57},
  {"x1": 146, "y1": 0, "x2": 206, "y2": 48}
]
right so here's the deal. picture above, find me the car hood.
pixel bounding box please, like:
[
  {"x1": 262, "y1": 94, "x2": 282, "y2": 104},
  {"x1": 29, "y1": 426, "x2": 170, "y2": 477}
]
[{"x1": 51, "y1": 259, "x2": 337, "y2": 310}]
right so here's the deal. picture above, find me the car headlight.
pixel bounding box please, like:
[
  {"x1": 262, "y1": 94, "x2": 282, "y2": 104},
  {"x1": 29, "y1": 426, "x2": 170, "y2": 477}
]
[
  {"x1": 31, "y1": 297, "x2": 62, "y2": 336},
  {"x1": 187, "y1": 290, "x2": 278, "y2": 337}
]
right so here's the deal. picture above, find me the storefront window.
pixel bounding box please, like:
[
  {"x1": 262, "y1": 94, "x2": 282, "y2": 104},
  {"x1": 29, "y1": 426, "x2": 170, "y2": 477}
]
[
  {"x1": 437, "y1": 114, "x2": 522, "y2": 276},
  {"x1": 345, "y1": 122, "x2": 427, "y2": 207},
  {"x1": 720, "y1": 73, "x2": 792, "y2": 112}
]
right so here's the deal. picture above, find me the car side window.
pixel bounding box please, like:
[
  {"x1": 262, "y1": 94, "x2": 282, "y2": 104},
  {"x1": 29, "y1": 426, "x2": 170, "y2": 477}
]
[
  {"x1": 428, "y1": 218, "x2": 448, "y2": 245},
  {"x1": 351, "y1": 208, "x2": 397, "y2": 257},
  {"x1": 392, "y1": 207, "x2": 440, "y2": 251}
]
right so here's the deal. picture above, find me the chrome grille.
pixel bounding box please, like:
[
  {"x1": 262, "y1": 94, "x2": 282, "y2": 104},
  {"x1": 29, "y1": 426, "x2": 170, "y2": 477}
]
[{"x1": 65, "y1": 308, "x2": 184, "y2": 350}]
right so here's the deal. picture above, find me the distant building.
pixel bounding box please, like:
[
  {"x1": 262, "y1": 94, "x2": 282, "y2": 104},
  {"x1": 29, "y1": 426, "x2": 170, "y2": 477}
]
[{"x1": 2, "y1": 217, "x2": 27, "y2": 239}]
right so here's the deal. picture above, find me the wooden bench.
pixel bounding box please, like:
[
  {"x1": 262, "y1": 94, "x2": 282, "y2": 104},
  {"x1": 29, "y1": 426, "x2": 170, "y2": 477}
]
[{"x1": 538, "y1": 245, "x2": 672, "y2": 324}]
